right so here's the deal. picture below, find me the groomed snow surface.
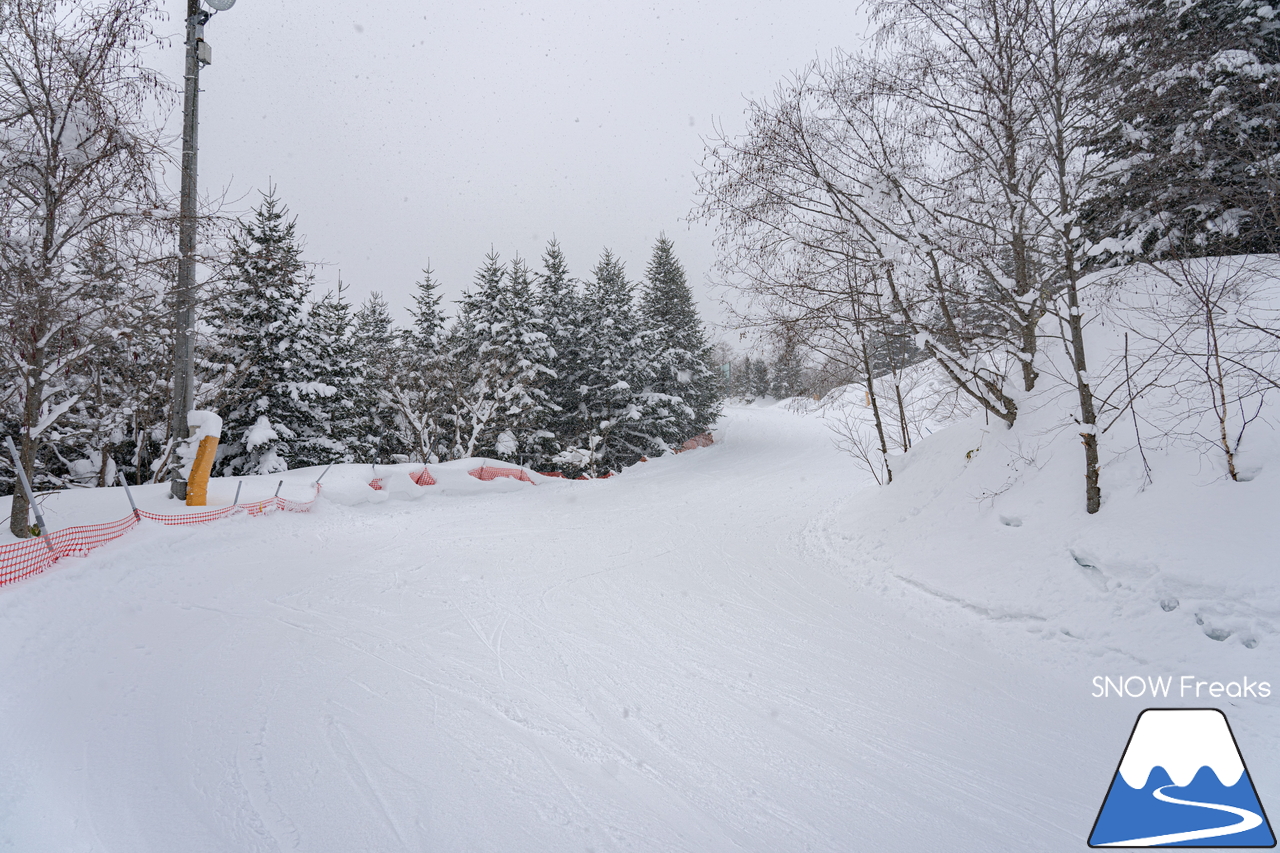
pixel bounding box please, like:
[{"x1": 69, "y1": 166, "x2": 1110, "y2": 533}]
[{"x1": 2, "y1": 403, "x2": 1277, "y2": 851}]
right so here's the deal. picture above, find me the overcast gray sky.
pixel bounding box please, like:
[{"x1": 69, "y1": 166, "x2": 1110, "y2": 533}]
[{"x1": 162, "y1": 1, "x2": 870, "y2": 333}]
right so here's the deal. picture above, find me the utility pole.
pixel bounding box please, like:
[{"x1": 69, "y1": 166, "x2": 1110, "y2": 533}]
[{"x1": 170, "y1": 0, "x2": 232, "y2": 496}]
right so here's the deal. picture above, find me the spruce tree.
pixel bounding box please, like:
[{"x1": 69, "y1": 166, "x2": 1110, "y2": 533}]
[
  {"x1": 751, "y1": 358, "x2": 771, "y2": 398},
  {"x1": 389, "y1": 267, "x2": 455, "y2": 462},
  {"x1": 71, "y1": 282, "x2": 172, "y2": 487},
  {"x1": 454, "y1": 252, "x2": 557, "y2": 464},
  {"x1": 350, "y1": 292, "x2": 404, "y2": 464},
  {"x1": 558, "y1": 250, "x2": 660, "y2": 475},
  {"x1": 408, "y1": 265, "x2": 446, "y2": 345},
  {"x1": 537, "y1": 239, "x2": 586, "y2": 461},
  {"x1": 770, "y1": 342, "x2": 806, "y2": 399},
  {"x1": 708, "y1": 341, "x2": 736, "y2": 399},
  {"x1": 450, "y1": 253, "x2": 501, "y2": 458},
  {"x1": 1085, "y1": 0, "x2": 1280, "y2": 259},
  {"x1": 640, "y1": 235, "x2": 722, "y2": 445},
  {"x1": 204, "y1": 190, "x2": 321, "y2": 476},
  {"x1": 737, "y1": 356, "x2": 754, "y2": 399},
  {"x1": 293, "y1": 284, "x2": 359, "y2": 467}
]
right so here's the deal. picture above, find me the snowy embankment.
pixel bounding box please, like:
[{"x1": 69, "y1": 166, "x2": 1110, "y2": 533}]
[
  {"x1": 815, "y1": 255, "x2": 1280, "y2": 668},
  {"x1": 822, "y1": 405, "x2": 1280, "y2": 663},
  {"x1": 1, "y1": 401, "x2": 1277, "y2": 850},
  {"x1": 0, "y1": 457, "x2": 564, "y2": 545}
]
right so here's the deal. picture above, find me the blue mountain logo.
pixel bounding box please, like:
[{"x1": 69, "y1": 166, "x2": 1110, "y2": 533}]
[{"x1": 1090, "y1": 708, "x2": 1275, "y2": 847}]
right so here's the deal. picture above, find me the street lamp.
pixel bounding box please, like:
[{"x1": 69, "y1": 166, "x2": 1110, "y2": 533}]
[{"x1": 170, "y1": 0, "x2": 235, "y2": 498}]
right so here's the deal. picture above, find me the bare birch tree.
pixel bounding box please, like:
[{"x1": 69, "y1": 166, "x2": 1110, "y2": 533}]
[
  {"x1": 1103, "y1": 256, "x2": 1280, "y2": 481},
  {"x1": 699, "y1": 0, "x2": 1120, "y2": 511},
  {"x1": 0, "y1": 0, "x2": 169, "y2": 536}
]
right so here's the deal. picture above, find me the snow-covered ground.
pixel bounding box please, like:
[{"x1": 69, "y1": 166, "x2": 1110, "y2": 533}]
[{"x1": 1, "y1": 403, "x2": 1276, "y2": 851}]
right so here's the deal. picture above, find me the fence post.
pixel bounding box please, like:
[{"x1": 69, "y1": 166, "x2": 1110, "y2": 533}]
[
  {"x1": 315, "y1": 463, "x2": 333, "y2": 485},
  {"x1": 117, "y1": 471, "x2": 141, "y2": 519},
  {"x1": 232, "y1": 480, "x2": 242, "y2": 506},
  {"x1": 4, "y1": 436, "x2": 55, "y2": 553}
]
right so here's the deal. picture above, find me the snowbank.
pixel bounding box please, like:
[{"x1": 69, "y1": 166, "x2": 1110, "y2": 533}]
[
  {"x1": 823, "y1": 255, "x2": 1280, "y2": 665},
  {"x1": 0, "y1": 457, "x2": 596, "y2": 543}
]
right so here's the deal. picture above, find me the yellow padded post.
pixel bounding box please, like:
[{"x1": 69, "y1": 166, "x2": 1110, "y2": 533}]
[{"x1": 186, "y1": 435, "x2": 219, "y2": 506}]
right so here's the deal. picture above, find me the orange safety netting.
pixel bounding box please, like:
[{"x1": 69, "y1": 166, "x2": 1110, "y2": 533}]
[
  {"x1": 0, "y1": 488, "x2": 319, "y2": 591},
  {"x1": 369, "y1": 470, "x2": 437, "y2": 489},
  {"x1": 468, "y1": 465, "x2": 534, "y2": 484},
  {"x1": 4, "y1": 441, "x2": 711, "y2": 591},
  {"x1": 673, "y1": 433, "x2": 714, "y2": 453}
]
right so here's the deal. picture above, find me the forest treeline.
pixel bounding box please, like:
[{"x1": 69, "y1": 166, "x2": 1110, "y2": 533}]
[
  {"x1": 197, "y1": 194, "x2": 720, "y2": 481},
  {"x1": 0, "y1": 0, "x2": 719, "y2": 539},
  {"x1": 5, "y1": 185, "x2": 721, "y2": 495}
]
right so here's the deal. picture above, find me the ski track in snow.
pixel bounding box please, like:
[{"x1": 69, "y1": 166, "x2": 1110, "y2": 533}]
[{"x1": 0, "y1": 405, "x2": 1273, "y2": 851}]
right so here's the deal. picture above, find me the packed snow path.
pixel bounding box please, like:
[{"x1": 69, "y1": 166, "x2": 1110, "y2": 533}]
[{"x1": 0, "y1": 406, "x2": 1264, "y2": 851}]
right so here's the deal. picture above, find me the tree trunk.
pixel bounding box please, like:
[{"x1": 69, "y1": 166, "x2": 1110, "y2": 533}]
[
  {"x1": 9, "y1": 363, "x2": 44, "y2": 537},
  {"x1": 860, "y1": 340, "x2": 893, "y2": 484},
  {"x1": 1010, "y1": 231, "x2": 1042, "y2": 393},
  {"x1": 1205, "y1": 308, "x2": 1240, "y2": 481},
  {"x1": 1062, "y1": 247, "x2": 1101, "y2": 514}
]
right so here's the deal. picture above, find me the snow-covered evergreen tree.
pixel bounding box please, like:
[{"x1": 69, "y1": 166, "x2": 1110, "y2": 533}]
[
  {"x1": 751, "y1": 358, "x2": 771, "y2": 398},
  {"x1": 640, "y1": 236, "x2": 722, "y2": 445},
  {"x1": 554, "y1": 250, "x2": 660, "y2": 475},
  {"x1": 45, "y1": 278, "x2": 172, "y2": 489},
  {"x1": 453, "y1": 252, "x2": 558, "y2": 464},
  {"x1": 388, "y1": 267, "x2": 456, "y2": 463},
  {"x1": 770, "y1": 343, "x2": 806, "y2": 399},
  {"x1": 708, "y1": 341, "x2": 736, "y2": 399},
  {"x1": 537, "y1": 240, "x2": 586, "y2": 461},
  {"x1": 204, "y1": 191, "x2": 322, "y2": 476},
  {"x1": 408, "y1": 266, "x2": 446, "y2": 344},
  {"x1": 1086, "y1": 0, "x2": 1280, "y2": 259},
  {"x1": 450, "y1": 254, "x2": 501, "y2": 458},
  {"x1": 736, "y1": 356, "x2": 754, "y2": 399},
  {"x1": 292, "y1": 284, "x2": 359, "y2": 467},
  {"x1": 349, "y1": 293, "x2": 405, "y2": 464}
]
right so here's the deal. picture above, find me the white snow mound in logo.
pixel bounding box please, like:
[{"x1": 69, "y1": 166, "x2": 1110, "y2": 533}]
[{"x1": 1118, "y1": 709, "x2": 1245, "y2": 789}]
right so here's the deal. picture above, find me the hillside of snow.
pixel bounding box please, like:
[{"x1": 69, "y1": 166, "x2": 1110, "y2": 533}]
[
  {"x1": 816, "y1": 255, "x2": 1280, "y2": 667},
  {"x1": 1, "y1": 392, "x2": 1277, "y2": 851}
]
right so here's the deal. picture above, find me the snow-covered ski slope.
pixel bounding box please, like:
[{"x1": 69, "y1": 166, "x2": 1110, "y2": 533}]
[{"x1": 2, "y1": 404, "x2": 1276, "y2": 851}]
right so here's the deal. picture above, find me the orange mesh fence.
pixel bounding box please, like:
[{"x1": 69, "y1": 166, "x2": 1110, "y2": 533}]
[
  {"x1": 278, "y1": 495, "x2": 317, "y2": 513},
  {"x1": 1, "y1": 441, "x2": 709, "y2": 591},
  {"x1": 137, "y1": 506, "x2": 238, "y2": 525},
  {"x1": 241, "y1": 498, "x2": 279, "y2": 517},
  {"x1": 0, "y1": 536, "x2": 62, "y2": 586},
  {"x1": 468, "y1": 465, "x2": 535, "y2": 484},
  {"x1": 1, "y1": 487, "x2": 320, "y2": 590},
  {"x1": 674, "y1": 432, "x2": 714, "y2": 453},
  {"x1": 46, "y1": 514, "x2": 141, "y2": 558}
]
